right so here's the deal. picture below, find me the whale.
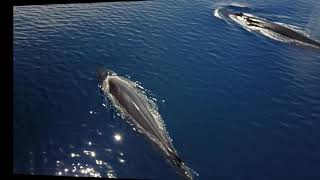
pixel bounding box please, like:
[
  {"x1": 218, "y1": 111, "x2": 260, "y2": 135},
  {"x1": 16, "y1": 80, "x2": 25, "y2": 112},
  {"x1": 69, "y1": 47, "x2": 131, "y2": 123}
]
[
  {"x1": 228, "y1": 12, "x2": 320, "y2": 48},
  {"x1": 96, "y1": 67, "x2": 196, "y2": 179}
]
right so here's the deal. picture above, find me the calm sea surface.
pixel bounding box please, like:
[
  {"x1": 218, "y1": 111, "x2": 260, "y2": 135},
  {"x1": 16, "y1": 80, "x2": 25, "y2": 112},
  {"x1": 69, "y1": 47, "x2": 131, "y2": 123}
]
[{"x1": 14, "y1": 0, "x2": 320, "y2": 179}]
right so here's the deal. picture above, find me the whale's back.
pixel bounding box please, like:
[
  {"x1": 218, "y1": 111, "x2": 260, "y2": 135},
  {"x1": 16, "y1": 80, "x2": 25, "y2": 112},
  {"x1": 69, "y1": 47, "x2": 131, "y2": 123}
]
[{"x1": 259, "y1": 20, "x2": 320, "y2": 47}]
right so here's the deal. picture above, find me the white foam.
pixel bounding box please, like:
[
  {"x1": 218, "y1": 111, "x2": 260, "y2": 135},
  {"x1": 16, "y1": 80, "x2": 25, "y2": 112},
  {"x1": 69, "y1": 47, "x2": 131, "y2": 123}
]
[
  {"x1": 242, "y1": 13, "x2": 264, "y2": 20},
  {"x1": 271, "y1": 14, "x2": 291, "y2": 20},
  {"x1": 230, "y1": 2, "x2": 249, "y2": 8},
  {"x1": 213, "y1": 8, "x2": 223, "y2": 19}
]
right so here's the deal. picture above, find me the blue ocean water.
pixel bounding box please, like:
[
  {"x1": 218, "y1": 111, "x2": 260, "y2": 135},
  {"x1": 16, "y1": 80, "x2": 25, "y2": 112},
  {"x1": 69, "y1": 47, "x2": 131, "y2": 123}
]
[{"x1": 13, "y1": 0, "x2": 320, "y2": 179}]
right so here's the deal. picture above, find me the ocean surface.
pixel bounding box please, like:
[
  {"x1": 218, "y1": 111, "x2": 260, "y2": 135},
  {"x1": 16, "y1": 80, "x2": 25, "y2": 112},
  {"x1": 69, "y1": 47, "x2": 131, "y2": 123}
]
[{"x1": 13, "y1": 0, "x2": 320, "y2": 179}]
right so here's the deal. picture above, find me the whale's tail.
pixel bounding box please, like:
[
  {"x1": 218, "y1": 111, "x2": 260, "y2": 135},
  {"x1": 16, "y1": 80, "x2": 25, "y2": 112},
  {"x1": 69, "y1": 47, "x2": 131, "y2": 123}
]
[
  {"x1": 166, "y1": 147, "x2": 198, "y2": 180},
  {"x1": 172, "y1": 154, "x2": 184, "y2": 167},
  {"x1": 167, "y1": 147, "x2": 184, "y2": 167}
]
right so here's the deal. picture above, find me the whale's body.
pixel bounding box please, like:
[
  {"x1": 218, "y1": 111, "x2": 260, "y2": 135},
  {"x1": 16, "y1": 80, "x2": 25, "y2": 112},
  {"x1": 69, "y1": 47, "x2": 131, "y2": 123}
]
[
  {"x1": 229, "y1": 12, "x2": 320, "y2": 48},
  {"x1": 106, "y1": 76, "x2": 181, "y2": 162},
  {"x1": 97, "y1": 68, "x2": 195, "y2": 179}
]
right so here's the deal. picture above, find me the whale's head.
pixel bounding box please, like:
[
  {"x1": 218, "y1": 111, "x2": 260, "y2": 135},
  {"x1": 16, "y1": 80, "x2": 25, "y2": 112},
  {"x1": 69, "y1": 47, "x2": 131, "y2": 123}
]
[{"x1": 96, "y1": 67, "x2": 116, "y2": 83}]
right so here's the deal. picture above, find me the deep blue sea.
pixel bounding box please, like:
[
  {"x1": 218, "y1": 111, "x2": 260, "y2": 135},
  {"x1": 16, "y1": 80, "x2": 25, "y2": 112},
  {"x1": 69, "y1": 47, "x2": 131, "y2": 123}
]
[{"x1": 14, "y1": 0, "x2": 320, "y2": 179}]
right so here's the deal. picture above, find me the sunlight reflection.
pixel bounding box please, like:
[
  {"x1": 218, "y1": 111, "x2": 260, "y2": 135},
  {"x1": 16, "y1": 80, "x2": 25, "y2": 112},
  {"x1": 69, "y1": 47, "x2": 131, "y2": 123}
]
[
  {"x1": 114, "y1": 133, "x2": 122, "y2": 142},
  {"x1": 107, "y1": 172, "x2": 116, "y2": 178},
  {"x1": 118, "y1": 158, "x2": 125, "y2": 163},
  {"x1": 71, "y1": 153, "x2": 80, "y2": 158},
  {"x1": 83, "y1": 150, "x2": 96, "y2": 157},
  {"x1": 55, "y1": 146, "x2": 118, "y2": 178},
  {"x1": 96, "y1": 160, "x2": 103, "y2": 165},
  {"x1": 105, "y1": 148, "x2": 112, "y2": 152}
]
